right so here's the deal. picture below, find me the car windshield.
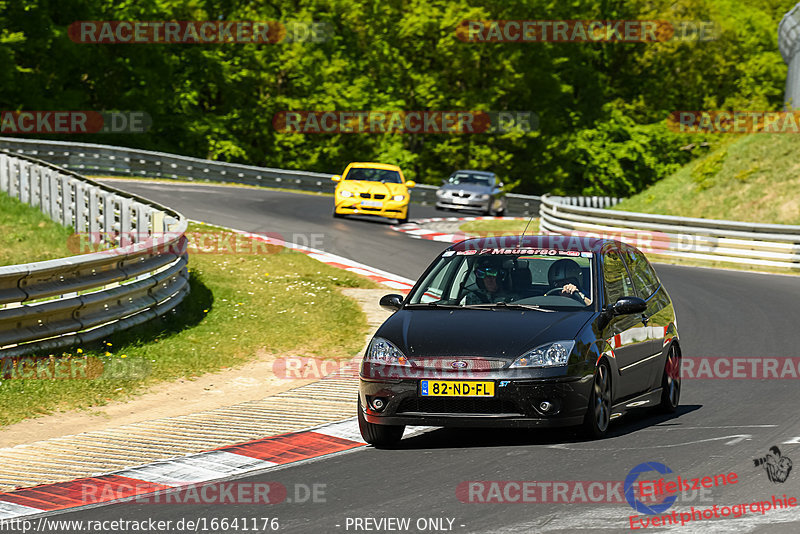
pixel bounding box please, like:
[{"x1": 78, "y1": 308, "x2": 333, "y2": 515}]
[
  {"x1": 407, "y1": 250, "x2": 594, "y2": 309},
  {"x1": 345, "y1": 168, "x2": 402, "y2": 183},
  {"x1": 447, "y1": 173, "x2": 493, "y2": 186}
]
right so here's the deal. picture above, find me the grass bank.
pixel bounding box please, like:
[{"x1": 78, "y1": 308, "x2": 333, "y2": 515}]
[
  {"x1": 0, "y1": 191, "x2": 74, "y2": 266},
  {"x1": 613, "y1": 135, "x2": 800, "y2": 225},
  {"x1": 458, "y1": 218, "x2": 539, "y2": 236}
]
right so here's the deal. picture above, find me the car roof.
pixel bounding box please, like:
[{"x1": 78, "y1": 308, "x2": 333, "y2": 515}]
[
  {"x1": 450, "y1": 169, "x2": 494, "y2": 176},
  {"x1": 347, "y1": 162, "x2": 402, "y2": 171},
  {"x1": 449, "y1": 234, "x2": 615, "y2": 253}
]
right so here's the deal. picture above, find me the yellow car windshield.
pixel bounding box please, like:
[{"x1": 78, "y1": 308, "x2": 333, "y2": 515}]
[{"x1": 345, "y1": 168, "x2": 402, "y2": 183}]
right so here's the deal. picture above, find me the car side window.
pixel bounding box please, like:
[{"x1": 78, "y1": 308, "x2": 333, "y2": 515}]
[
  {"x1": 622, "y1": 247, "x2": 661, "y2": 299},
  {"x1": 603, "y1": 250, "x2": 635, "y2": 305}
]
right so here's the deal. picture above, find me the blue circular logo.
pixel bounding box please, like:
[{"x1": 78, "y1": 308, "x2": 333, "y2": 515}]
[{"x1": 624, "y1": 462, "x2": 677, "y2": 515}]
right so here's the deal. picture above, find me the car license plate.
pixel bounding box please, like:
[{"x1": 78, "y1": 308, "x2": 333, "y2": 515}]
[
  {"x1": 420, "y1": 380, "x2": 494, "y2": 397},
  {"x1": 361, "y1": 200, "x2": 383, "y2": 207},
  {"x1": 452, "y1": 198, "x2": 470, "y2": 205}
]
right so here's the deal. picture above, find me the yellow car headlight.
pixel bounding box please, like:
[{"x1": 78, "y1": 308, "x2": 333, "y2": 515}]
[
  {"x1": 339, "y1": 190, "x2": 354, "y2": 198},
  {"x1": 392, "y1": 194, "x2": 405, "y2": 202}
]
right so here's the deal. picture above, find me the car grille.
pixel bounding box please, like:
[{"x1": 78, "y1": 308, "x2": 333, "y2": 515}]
[
  {"x1": 360, "y1": 192, "x2": 370, "y2": 198},
  {"x1": 374, "y1": 194, "x2": 386, "y2": 199},
  {"x1": 397, "y1": 397, "x2": 522, "y2": 415},
  {"x1": 452, "y1": 191, "x2": 472, "y2": 198},
  {"x1": 408, "y1": 357, "x2": 507, "y2": 371}
]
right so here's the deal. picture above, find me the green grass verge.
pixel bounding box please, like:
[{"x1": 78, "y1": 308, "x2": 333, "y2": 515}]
[
  {"x1": 459, "y1": 218, "x2": 539, "y2": 236},
  {"x1": 0, "y1": 191, "x2": 74, "y2": 266},
  {"x1": 613, "y1": 135, "x2": 800, "y2": 225},
  {"x1": 0, "y1": 222, "x2": 379, "y2": 426}
]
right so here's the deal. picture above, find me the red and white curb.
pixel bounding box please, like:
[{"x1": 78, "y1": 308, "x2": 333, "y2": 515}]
[
  {"x1": 391, "y1": 216, "x2": 528, "y2": 244},
  {"x1": 0, "y1": 419, "x2": 366, "y2": 519},
  {"x1": 192, "y1": 220, "x2": 416, "y2": 292}
]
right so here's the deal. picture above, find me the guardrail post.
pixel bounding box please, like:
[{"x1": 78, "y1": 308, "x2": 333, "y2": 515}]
[
  {"x1": 48, "y1": 170, "x2": 60, "y2": 221},
  {"x1": 0, "y1": 153, "x2": 7, "y2": 192},
  {"x1": 59, "y1": 174, "x2": 72, "y2": 227},
  {"x1": 74, "y1": 180, "x2": 87, "y2": 232},
  {"x1": 103, "y1": 193, "x2": 116, "y2": 237},
  {"x1": 88, "y1": 188, "x2": 100, "y2": 234},
  {"x1": 18, "y1": 160, "x2": 29, "y2": 203},
  {"x1": 150, "y1": 210, "x2": 165, "y2": 235}
]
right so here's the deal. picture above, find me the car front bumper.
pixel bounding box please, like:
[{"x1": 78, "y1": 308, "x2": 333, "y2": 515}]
[
  {"x1": 335, "y1": 198, "x2": 408, "y2": 219},
  {"x1": 436, "y1": 198, "x2": 491, "y2": 211},
  {"x1": 359, "y1": 374, "x2": 592, "y2": 428}
]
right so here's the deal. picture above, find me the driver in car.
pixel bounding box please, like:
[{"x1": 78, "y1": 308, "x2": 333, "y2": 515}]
[
  {"x1": 548, "y1": 258, "x2": 592, "y2": 305},
  {"x1": 465, "y1": 258, "x2": 513, "y2": 304}
]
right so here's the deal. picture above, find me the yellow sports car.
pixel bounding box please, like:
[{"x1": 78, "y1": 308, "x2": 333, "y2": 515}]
[{"x1": 332, "y1": 162, "x2": 416, "y2": 224}]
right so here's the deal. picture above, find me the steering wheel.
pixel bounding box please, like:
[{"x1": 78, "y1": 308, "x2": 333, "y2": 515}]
[{"x1": 545, "y1": 286, "x2": 585, "y2": 303}]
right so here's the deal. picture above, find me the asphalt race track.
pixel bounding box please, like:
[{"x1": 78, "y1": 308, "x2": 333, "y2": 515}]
[{"x1": 62, "y1": 181, "x2": 800, "y2": 533}]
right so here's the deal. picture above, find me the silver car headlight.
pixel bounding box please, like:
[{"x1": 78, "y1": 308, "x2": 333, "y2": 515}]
[
  {"x1": 509, "y1": 341, "x2": 576, "y2": 368},
  {"x1": 480, "y1": 194, "x2": 490, "y2": 200},
  {"x1": 339, "y1": 190, "x2": 354, "y2": 198},
  {"x1": 436, "y1": 190, "x2": 445, "y2": 197},
  {"x1": 364, "y1": 337, "x2": 410, "y2": 366}
]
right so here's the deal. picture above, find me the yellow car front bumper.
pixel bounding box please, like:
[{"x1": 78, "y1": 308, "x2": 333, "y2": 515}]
[{"x1": 334, "y1": 198, "x2": 408, "y2": 219}]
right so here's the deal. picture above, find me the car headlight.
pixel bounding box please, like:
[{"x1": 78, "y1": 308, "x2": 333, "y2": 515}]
[
  {"x1": 339, "y1": 190, "x2": 354, "y2": 198},
  {"x1": 480, "y1": 194, "x2": 490, "y2": 200},
  {"x1": 436, "y1": 190, "x2": 445, "y2": 197},
  {"x1": 509, "y1": 341, "x2": 576, "y2": 368},
  {"x1": 364, "y1": 337, "x2": 410, "y2": 366},
  {"x1": 392, "y1": 194, "x2": 405, "y2": 202}
]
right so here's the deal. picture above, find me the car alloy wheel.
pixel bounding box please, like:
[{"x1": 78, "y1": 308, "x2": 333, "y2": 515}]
[
  {"x1": 659, "y1": 345, "x2": 681, "y2": 413},
  {"x1": 583, "y1": 361, "x2": 611, "y2": 438}
]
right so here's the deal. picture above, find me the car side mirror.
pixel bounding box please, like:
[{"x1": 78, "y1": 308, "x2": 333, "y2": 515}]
[
  {"x1": 498, "y1": 182, "x2": 504, "y2": 188},
  {"x1": 331, "y1": 175, "x2": 341, "y2": 182},
  {"x1": 405, "y1": 180, "x2": 416, "y2": 188},
  {"x1": 610, "y1": 296, "x2": 647, "y2": 316},
  {"x1": 379, "y1": 294, "x2": 404, "y2": 312}
]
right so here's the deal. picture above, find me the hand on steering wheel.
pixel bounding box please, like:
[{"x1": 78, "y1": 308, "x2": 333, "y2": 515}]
[{"x1": 545, "y1": 284, "x2": 586, "y2": 303}]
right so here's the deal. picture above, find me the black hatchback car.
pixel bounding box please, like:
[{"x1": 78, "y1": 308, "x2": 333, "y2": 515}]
[{"x1": 358, "y1": 235, "x2": 681, "y2": 447}]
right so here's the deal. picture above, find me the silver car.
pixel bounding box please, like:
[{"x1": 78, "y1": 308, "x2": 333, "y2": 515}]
[{"x1": 435, "y1": 170, "x2": 507, "y2": 216}]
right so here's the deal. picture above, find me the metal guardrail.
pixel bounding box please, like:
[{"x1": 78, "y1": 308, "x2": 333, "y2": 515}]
[
  {"x1": 0, "y1": 150, "x2": 189, "y2": 358},
  {"x1": 0, "y1": 137, "x2": 559, "y2": 215},
  {"x1": 539, "y1": 194, "x2": 800, "y2": 270}
]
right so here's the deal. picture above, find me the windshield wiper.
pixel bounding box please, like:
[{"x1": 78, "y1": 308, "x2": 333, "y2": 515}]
[
  {"x1": 404, "y1": 302, "x2": 462, "y2": 309},
  {"x1": 462, "y1": 302, "x2": 555, "y2": 312}
]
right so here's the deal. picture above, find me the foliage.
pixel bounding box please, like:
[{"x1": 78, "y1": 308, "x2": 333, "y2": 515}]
[{"x1": 0, "y1": 0, "x2": 791, "y2": 195}]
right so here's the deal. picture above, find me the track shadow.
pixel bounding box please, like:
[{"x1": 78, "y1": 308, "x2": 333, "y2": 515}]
[{"x1": 390, "y1": 404, "x2": 703, "y2": 450}]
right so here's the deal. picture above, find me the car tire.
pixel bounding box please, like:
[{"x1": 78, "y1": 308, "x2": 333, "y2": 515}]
[
  {"x1": 582, "y1": 361, "x2": 611, "y2": 439},
  {"x1": 333, "y1": 209, "x2": 344, "y2": 219},
  {"x1": 358, "y1": 398, "x2": 404, "y2": 448},
  {"x1": 658, "y1": 345, "x2": 681, "y2": 413},
  {"x1": 397, "y1": 212, "x2": 409, "y2": 224}
]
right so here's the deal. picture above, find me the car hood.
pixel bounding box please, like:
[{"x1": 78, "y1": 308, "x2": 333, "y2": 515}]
[
  {"x1": 375, "y1": 308, "x2": 594, "y2": 360},
  {"x1": 338, "y1": 180, "x2": 407, "y2": 195},
  {"x1": 439, "y1": 183, "x2": 491, "y2": 194}
]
